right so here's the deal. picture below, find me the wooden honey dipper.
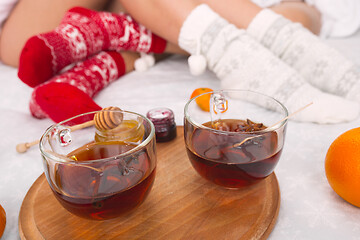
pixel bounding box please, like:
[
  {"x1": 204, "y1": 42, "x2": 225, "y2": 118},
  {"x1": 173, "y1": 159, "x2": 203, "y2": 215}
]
[
  {"x1": 94, "y1": 106, "x2": 123, "y2": 131},
  {"x1": 16, "y1": 107, "x2": 123, "y2": 153}
]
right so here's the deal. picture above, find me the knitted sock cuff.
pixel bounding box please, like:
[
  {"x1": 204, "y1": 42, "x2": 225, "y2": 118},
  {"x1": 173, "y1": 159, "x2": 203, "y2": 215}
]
[
  {"x1": 178, "y1": 4, "x2": 221, "y2": 55},
  {"x1": 246, "y1": 9, "x2": 282, "y2": 42},
  {"x1": 148, "y1": 34, "x2": 167, "y2": 53}
]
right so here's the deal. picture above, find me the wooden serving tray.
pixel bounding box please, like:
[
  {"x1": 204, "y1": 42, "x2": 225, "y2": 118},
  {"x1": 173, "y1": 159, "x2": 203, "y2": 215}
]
[{"x1": 19, "y1": 127, "x2": 280, "y2": 240}]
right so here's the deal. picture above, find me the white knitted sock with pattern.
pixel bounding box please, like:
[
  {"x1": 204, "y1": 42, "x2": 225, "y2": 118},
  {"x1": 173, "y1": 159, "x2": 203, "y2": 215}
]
[
  {"x1": 178, "y1": 4, "x2": 359, "y2": 124},
  {"x1": 247, "y1": 9, "x2": 360, "y2": 102}
]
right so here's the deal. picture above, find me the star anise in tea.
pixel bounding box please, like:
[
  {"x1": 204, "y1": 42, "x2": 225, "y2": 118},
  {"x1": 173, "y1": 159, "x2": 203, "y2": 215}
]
[
  {"x1": 211, "y1": 119, "x2": 266, "y2": 132},
  {"x1": 234, "y1": 119, "x2": 266, "y2": 132}
]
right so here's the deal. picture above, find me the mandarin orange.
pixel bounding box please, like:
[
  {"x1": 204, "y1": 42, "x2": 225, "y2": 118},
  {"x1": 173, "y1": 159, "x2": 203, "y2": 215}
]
[
  {"x1": 190, "y1": 88, "x2": 213, "y2": 112},
  {"x1": 325, "y1": 127, "x2": 360, "y2": 207},
  {"x1": 0, "y1": 203, "x2": 5, "y2": 238}
]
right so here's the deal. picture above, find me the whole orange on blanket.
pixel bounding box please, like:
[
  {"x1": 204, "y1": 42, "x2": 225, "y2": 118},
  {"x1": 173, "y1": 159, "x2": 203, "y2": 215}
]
[
  {"x1": 0, "y1": 203, "x2": 5, "y2": 238},
  {"x1": 325, "y1": 127, "x2": 360, "y2": 207}
]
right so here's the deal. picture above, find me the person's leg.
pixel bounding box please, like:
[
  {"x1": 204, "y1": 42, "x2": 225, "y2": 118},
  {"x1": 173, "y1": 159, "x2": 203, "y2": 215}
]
[
  {"x1": 119, "y1": 0, "x2": 319, "y2": 46},
  {"x1": 119, "y1": 0, "x2": 196, "y2": 45},
  {"x1": 30, "y1": 50, "x2": 138, "y2": 123},
  {"x1": 246, "y1": 3, "x2": 360, "y2": 102},
  {"x1": 196, "y1": 0, "x2": 321, "y2": 34},
  {"x1": 0, "y1": 0, "x2": 115, "y2": 67},
  {"x1": 180, "y1": 4, "x2": 358, "y2": 124},
  {"x1": 270, "y1": 1, "x2": 321, "y2": 35},
  {"x1": 201, "y1": 0, "x2": 360, "y2": 102},
  {"x1": 122, "y1": 0, "x2": 360, "y2": 103},
  {"x1": 17, "y1": 6, "x2": 168, "y2": 87},
  {"x1": 120, "y1": 1, "x2": 358, "y2": 124},
  {"x1": 118, "y1": 0, "x2": 321, "y2": 63}
]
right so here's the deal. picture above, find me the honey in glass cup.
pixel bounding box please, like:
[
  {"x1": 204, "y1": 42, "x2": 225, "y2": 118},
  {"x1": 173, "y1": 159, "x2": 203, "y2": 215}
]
[
  {"x1": 40, "y1": 109, "x2": 157, "y2": 220},
  {"x1": 184, "y1": 90, "x2": 288, "y2": 189}
]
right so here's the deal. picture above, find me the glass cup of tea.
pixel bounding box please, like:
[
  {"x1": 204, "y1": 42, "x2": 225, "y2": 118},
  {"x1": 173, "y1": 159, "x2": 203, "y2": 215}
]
[
  {"x1": 184, "y1": 90, "x2": 288, "y2": 189},
  {"x1": 40, "y1": 109, "x2": 157, "y2": 220}
]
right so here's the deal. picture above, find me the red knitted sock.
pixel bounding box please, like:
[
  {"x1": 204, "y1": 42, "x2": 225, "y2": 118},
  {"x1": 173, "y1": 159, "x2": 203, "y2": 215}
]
[
  {"x1": 18, "y1": 6, "x2": 166, "y2": 87},
  {"x1": 29, "y1": 51, "x2": 126, "y2": 123}
]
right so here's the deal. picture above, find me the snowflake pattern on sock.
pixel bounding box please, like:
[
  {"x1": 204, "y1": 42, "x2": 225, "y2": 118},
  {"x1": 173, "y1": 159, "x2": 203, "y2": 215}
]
[
  {"x1": 18, "y1": 7, "x2": 166, "y2": 88},
  {"x1": 198, "y1": 16, "x2": 305, "y2": 105},
  {"x1": 178, "y1": 4, "x2": 359, "y2": 123},
  {"x1": 48, "y1": 51, "x2": 121, "y2": 97},
  {"x1": 41, "y1": 9, "x2": 152, "y2": 74},
  {"x1": 29, "y1": 51, "x2": 124, "y2": 121},
  {"x1": 247, "y1": 9, "x2": 360, "y2": 102}
]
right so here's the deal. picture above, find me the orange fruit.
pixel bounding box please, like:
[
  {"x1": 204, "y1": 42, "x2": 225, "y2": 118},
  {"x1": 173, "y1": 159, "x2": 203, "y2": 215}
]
[
  {"x1": 190, "y1": 88, "x2": 213, "y2": 112},
  {"x1": 325, "y1": 127, "x2": 360, "y2": 207},
  {"x1": 0, "y1": 204, "x2": 5, "y2": 238}
]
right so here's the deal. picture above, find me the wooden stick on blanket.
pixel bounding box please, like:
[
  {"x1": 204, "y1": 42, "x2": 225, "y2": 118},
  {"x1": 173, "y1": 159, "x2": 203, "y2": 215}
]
[
  {"x1": 16, "y1": 120, "x2": 95, "y2": 153},
  {"x1": 16, "y1": 106, "x2": 123, "y2": 153}
]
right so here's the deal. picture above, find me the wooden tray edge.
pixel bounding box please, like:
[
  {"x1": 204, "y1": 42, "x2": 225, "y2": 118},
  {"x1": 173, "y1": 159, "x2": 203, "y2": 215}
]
[{"x1": 19, "y1": 174, "x2": 45, "y2": 240}]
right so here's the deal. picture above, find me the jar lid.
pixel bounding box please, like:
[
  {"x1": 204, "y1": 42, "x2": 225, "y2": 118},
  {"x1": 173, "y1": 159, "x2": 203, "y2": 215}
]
[{"x1": 146, "y1": 108, "x2": 175, "y2": 126}]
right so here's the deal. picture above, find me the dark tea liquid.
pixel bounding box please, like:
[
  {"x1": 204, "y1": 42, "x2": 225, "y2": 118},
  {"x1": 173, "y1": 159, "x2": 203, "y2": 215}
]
[
  {"x1": 50, "y1": 141, "x2": 155, "y2": 220},
  {"x1": 186, "y1": 119, "x2": 282, "y2": 188}
]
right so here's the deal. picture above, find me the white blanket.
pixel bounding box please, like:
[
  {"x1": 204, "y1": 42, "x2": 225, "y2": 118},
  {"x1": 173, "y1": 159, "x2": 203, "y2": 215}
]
[{"x1": 1, "y1": 30, "x2": 360, "y2": 239}]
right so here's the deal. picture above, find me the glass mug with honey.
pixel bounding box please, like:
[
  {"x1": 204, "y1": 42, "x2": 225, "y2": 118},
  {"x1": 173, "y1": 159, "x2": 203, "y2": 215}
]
[
  {"x1": 184, "y1": 90, "x2": 288, "y2": 189},
  {"x1": 40, "y1": 109, "x2": 156, "y2": 220}
]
